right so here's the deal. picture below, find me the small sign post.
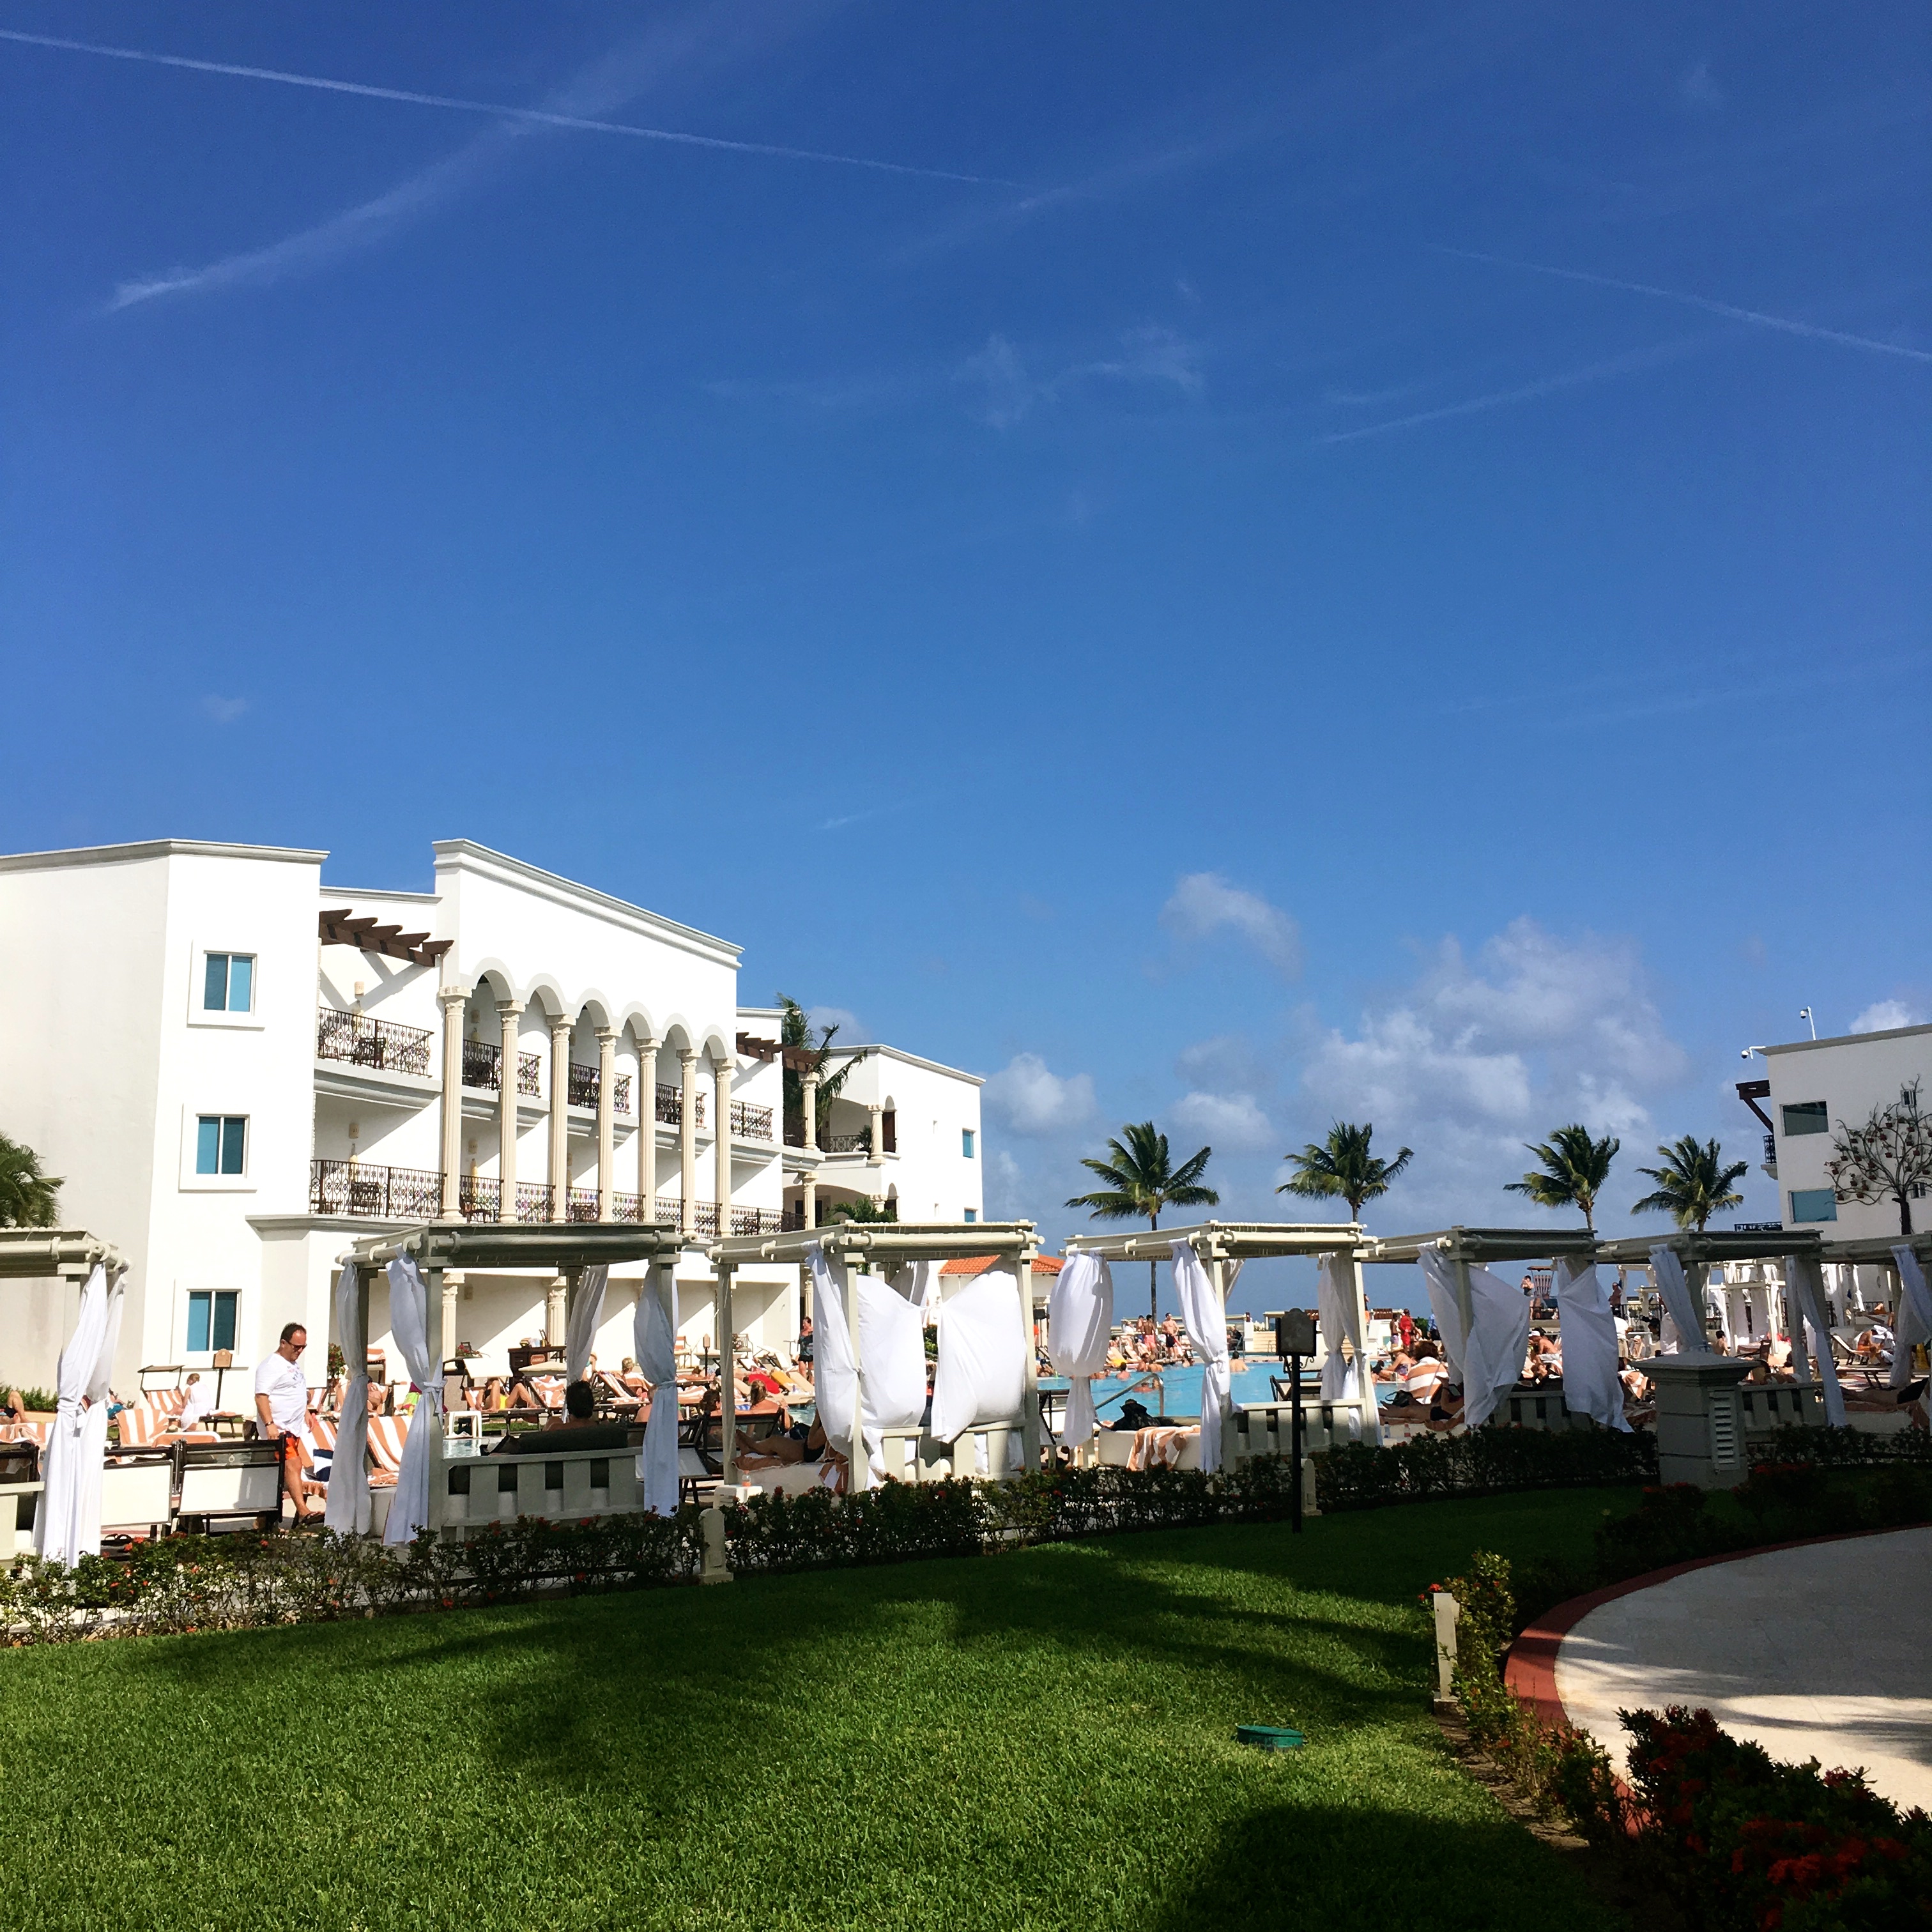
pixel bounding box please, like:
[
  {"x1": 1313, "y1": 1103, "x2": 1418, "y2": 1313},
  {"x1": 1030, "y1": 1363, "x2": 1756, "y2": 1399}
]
[{"x1": 1275, "y1": 1308, "x2": 1317, "y2": 1534}]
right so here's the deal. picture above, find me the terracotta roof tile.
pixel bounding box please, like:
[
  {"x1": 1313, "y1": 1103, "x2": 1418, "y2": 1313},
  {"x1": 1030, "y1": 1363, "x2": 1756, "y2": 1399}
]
[{"x1": 939, "y1": 1254, "x2": 1064, "y2": 1276}]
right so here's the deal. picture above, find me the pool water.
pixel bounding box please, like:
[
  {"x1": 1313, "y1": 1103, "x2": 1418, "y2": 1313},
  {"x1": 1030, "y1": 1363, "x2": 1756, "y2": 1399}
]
[{"x1": 1039, "y1": 1360, "x2": 1296, "y2": 1421}]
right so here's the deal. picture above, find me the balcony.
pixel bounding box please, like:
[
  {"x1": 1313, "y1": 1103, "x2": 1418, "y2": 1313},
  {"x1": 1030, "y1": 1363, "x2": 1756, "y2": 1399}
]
[
  {"x1": 310, "y1": 1158, "x2": 443, "y2": 1220},
  {"x1": 564, "y1": 1188, "x2": 601, "y2": 1223},
  {"x1": 656, "y1": 1084, "x2": 706, "y2": 1128},
  {"x1": 730, "y1": 1206, "x2": 788, "y2": 1235},
  {"x1": 459, "y1": 1174, "x2": 500, "y2": 1221},
  {"x1": 463, "y1": 1039, "x2": 542, "y2": 1097},
  {"x1": 567, "y1": 1062, "x2": 634, "y2": 1114},
  {"x1": 819, "y1": 1131, "x2": 873, "y2": 1155},
  {"x1": 316, "y1": 1007, "x2": 434, "y2": 1078},
  {"x1": 730, "y1": 1100, "x2": 774, "y2": 1141},
  {"x1": 611, "y1": 1193, "x2": 680, "y2": 1229}
]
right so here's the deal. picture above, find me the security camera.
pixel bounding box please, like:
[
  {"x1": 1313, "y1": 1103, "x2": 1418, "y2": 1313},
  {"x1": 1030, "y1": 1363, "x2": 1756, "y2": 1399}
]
[{"x1": 1740, "y1": 1048, "x2": 1751, "y2": 1059}]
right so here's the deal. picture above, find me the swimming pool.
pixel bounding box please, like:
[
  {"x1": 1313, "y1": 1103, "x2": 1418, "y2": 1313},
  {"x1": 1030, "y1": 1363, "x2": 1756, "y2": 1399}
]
[{"x1": 1039, "y1": 1360, "x2": 1296, "y2": 1420}]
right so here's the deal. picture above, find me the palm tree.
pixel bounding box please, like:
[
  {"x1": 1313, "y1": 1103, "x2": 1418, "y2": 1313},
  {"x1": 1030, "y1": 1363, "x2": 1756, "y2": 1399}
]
[
  {"x1": 0, "y1": 1131, "x2": 61, "y2": 1229},
  {"x1": 777, "y1": 995, "x2": 873, "y2": 1145},
  {"x1": 1278, "y1": 1121, "x2": 1412, "y2": 1223},
  {"x1": 1504, "y1": 1124, "x2": 1619, "y2": 1232},
  {"x1": 1630, "y1": 1135, "x2": 1749, "y2": 1234},
  {"x1": 1067, "y1": 1122, "x2": 1218, "y2": 1319}
]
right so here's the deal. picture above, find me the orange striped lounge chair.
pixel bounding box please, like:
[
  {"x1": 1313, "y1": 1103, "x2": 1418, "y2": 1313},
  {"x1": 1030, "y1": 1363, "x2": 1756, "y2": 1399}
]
[{"x1": 365, "y1": 1415, "x2": 410, "y2": 1489}]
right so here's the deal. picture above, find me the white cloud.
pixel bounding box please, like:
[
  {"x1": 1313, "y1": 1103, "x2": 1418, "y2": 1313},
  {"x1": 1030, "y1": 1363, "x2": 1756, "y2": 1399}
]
[
  {"x1": 985, "y1": 1147, "x2": 1025, "y2": 1219},
  {"x1": 201, "y1": 694, "x2": 249, "y2": 723},
  {"x1": 1850, "y1": 1000, "x2": 1924, "y2": 1034},
  {"x1": 1160, "y1": 873, "x2": 1301, "y2": 977},
  {"x1": 983, "y1": 1052, "x2": 1096, "y2": 1135},
  {"x1": 1172, "y1": 1090, "x2": 1274, "y2": 1151},
  {"x1": 809, "y1": 1005, "x2": 862, "y2": 1042},
  {"x1": 1678, "y1": 60, "x2": 1725, "y2": 109},
  {"x1": 1298, "y1": 917, "x2": 1689, "y2": 1226},
  {"x1": 961, "y1": 324, "x2": 1205, "y2": 429},
  {"x1": 1176, "y1": 1032, "x2": 1276, "y2": 1098},
  {"x1": 962, "y1": 334, "x2": 1038, "y2": 427}
]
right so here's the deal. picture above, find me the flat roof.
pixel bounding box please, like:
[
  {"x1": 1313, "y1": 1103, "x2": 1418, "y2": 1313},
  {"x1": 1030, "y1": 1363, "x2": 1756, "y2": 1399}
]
[
  {"x1": 1763, "y1": 1022, "x2": 1932, "y2": 1055},
  {"x1": 0, "y1": 838, "x2": 326, "y2": 872}
]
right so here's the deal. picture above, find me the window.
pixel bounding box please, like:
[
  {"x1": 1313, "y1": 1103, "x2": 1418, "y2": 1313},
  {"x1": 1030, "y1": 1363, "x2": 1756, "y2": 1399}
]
[
  {"x1": 203, "y1": 952, "x2": 254, "y2": 1013},
  {"x1": 1781, "y1": 1101, "x2": 1828, "y2": 1137},
  {"x1": 195, "y1": 1115, "x2": 247, "y2": 1176},
  {"x1": 185, "y1": 1290, "x2": 239, "y2": 1353},
  {"x1": 962, "y1": 1129, "x2": 976, "y2": 1158},
  {"x1": 1789, "y1": 1187, "x2": 1837, "y2": 1223},
  {"x1": 963, "y1": 1207, "x2": 977, "y2": 1223}
]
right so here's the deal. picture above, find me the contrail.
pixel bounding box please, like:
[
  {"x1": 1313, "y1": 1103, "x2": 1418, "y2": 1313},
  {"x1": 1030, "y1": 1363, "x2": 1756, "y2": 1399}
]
[
  {"x1": 0, "y1": 26, "x2": 1014, "y2": 187},
  {"x1": 1436, "y1": 245, "x2": 1932, "y2": 364}
]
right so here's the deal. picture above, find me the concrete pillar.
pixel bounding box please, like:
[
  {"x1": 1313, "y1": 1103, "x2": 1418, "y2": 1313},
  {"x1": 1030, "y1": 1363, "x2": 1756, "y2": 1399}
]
[
  {"x1": 868, "y1": 1101, "x2": 884, "y2": 1166},
  {"x1": 636, "y1": 1034, "x2": 658, "y2": 1216},
  {"x1": 1649, "y1": 1353, "x2": 1752, "y2": 1487},
  {"x1": 717, "y1": 1262, "x2": 737, "y2": 1484},
  {"x1": 802, "y1": 1174, "x2": 817, "y2": 1233},
  {"x1": 713, "y1": 1050, "x2": 733, "y2": 1238},
  {"x1": 596, "y1": 1027, "x2": 618, "y2": 1220},
  {"x1": 548, "y1": 1015, "x2": 572, "y2": 1222},
  {"x1": 437, "y1": 985, "x2": 468, "y2": 1216},
  {"x1": 678, "y1": 1048, "x2": 698, "y2": 1239},
  {"x1": 546, "y1": 1275, "x2": 567, "y2": 1349},
  {"x1": 440, "y1": 1271, "x2": 462, "y2": 1363},
  {"x1": 1018, "y1": 1248, "x2": 1042, "y2": 1472},
  {"x1": 495, "y1": 1000, "x2": 524, "y2": 1223},
  {"x1": 802, "y1": 1070, "x2": 820, "y2": 1151}
]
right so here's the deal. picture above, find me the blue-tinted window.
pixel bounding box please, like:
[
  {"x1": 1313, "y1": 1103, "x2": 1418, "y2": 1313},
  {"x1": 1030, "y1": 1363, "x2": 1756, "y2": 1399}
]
[
  {"x1": 195, "y1": 1114, "x2": 247, "y2": 1175},
  {"x1": 962, "y1": 1129, "x2": 975, "y2": 1158},
  {"x1": 1781, "y1": 1101, "x2": 1828, "y2": 1137},
  {"x1": 202, "y1": 953, "x2": 254, "y2": 1013},
  {"x1": 185, "y1": 1290, "x2": 238, "y2": 1353},
  {"x1": 1789, "y1": 1187, "x2": 1837, "y2": 1223},
  {"x1": 963, "y1": 1207, "x2": 977, "y2": 1223}
]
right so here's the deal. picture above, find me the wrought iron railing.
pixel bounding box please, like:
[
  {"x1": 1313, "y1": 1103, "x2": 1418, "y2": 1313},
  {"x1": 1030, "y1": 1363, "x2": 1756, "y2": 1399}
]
[
  {"x1": 458, "y1": 1174, "x2": 500, "y2": 1220},
  {"x1": 615, "y1": 1074, "x2": 632, "y2": 1114},
  {"x1": 656, "y1": 1084, "x2": 705, "y2": 1127},
  {"x1": 779, "y1": 1204, "x2": 808, "y2": 1231},
  {"x1": 729, "y1": 1206, "x2": 786, "y2": 1235},
  {"x1": 310, "y1": 1159, "x2": 444, "y2": 1220},
  {"x1": 461, "y1": 1039, "x2": 543, "y2": 1096},
  {"x1": 730, "y1": 1100, "x2": 774, "y2": 1141},
  {"x1": 315, "y1": 1007, "x2": 434, "y2": 1078},
  {"x1": 514, "y1": 1181, "x2": 553, "y2": 1223},
  {"x1": 565, "y1": 1188, "x2": 601, "y2": 1223},
  {"x1": 692, "y1": 1202, "x2": 719, "y2": 1239},
  {"x1": 565, "y1": 1064, "x2": 638, "y2": 1115},
  {"x1": 819, "y1": 1131, "x2": 872, "y2": 1154}
]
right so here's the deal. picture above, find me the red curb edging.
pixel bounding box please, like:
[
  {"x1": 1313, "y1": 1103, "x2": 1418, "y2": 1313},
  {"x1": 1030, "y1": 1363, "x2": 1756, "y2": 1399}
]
[{"x1": 1503, "y1": 1525, "x2": 1914, "y2": 1731}]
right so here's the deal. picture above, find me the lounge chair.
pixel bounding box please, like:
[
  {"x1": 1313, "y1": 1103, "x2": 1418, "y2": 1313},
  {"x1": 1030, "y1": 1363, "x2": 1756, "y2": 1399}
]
[
  {"x1": 365, "y1": 1415, "x2": 410, "y2": 1489},
  {"x1": 114, "y1": 1406, "x2": 178, "y2": 1449}
]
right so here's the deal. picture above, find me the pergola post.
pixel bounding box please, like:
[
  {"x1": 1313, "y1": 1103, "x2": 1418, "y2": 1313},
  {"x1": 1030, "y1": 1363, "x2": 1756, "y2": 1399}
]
[
  {"x1": 1345, "y1": 1248, "x2": 1383, "y2": 1446},
  {"x1": 717, "y1": 1260, "x2": 737, "y2": 1485},
  {"x1": 1450, "y1": 1254, "x2": 1475, "y2": 1374},
  {"x1": 847, "y1": 1259, "x2": 866, "y2": 1491},
  {"x1": 1206, "y1": 1252, "x2": 1232, "y2": 1462},
  {"x1": 1018, "y1": 1242, "x2": 1041, "y2": 1471}
]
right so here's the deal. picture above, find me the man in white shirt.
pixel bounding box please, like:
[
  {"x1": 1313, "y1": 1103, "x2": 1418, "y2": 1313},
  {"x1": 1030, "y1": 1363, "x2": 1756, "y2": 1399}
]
[{"x1": 254, "y1": 1323, "x2": 317, "y2": 1523}]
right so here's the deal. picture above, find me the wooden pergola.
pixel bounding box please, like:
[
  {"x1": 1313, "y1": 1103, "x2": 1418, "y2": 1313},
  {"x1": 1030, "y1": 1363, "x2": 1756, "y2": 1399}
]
[
  {"x1": 1597, "y1": 1228, "x2": 1826, "y2": 1360},
  {"x1": 710, "y1": 1221, "x2": 1040, "y2": 1483}
]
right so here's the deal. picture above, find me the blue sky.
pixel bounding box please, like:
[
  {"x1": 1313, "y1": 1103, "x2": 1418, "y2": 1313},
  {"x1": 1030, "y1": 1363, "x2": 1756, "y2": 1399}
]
[{"x1": 3, "y1": 3, "x2": 1928, "y2": 1307}]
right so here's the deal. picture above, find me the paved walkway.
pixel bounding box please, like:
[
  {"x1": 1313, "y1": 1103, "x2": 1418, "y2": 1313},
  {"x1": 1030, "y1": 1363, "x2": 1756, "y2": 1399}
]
[{"x1": 1553, "y1": 1527, "x2": 1932, "y2": 1811}]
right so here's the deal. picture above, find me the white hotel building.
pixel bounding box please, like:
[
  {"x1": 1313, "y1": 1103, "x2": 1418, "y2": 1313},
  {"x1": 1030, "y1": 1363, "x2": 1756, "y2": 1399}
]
[{"x1": 0, "y1": 838, "x2": 984, "y2": 1390}]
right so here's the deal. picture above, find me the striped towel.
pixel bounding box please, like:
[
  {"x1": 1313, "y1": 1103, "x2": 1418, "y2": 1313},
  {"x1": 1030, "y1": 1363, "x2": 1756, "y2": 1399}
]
[{"x1": 1128, "y1": 1425, "x2": 1198, "y2": 1471}]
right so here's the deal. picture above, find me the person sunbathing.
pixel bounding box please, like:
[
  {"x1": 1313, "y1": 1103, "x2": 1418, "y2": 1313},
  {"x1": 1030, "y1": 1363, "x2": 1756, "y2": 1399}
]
[
  {"x1": 491, "y1": 1380, "x2": 631, "y2": 1453},
  {"x1": 736, "y1": 1416, "x2": 827, "y2": 1466}
]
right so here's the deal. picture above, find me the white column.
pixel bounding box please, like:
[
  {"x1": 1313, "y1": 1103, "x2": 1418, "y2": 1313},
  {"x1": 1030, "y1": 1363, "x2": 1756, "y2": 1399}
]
[
  {"x1": 548, "y1": 1015, "x2": 572, "y2": 1222},
  {"x1": 678, "y1": 1048, "x2": 698, "y2": 1239},
  {"x1": 1018, "y1": 1245, "x2": 1042, "y2": 1471},
  {"x1": 496, "y1": 1000, "x2": 524, "y2": 1223},
  {"x1": 713, "y1": 1050, "x2": 733, "y2": 1238},
  {"x1": 596, "y1": 1027, "x2": 618, "y2": 1220},
  {"x1": 802, "y1": 1070, "x2": 820, "y2": 1151},
  {"x1": 440, "y1": 1271, "x2": 462, "y2": 1363},
  {"x1": 438, "y1": 984, "x2": 467, "y2": 1216},
  {"x1": 636, "y1": 1034, "x2": 659, "y2": 1216},
  {"x1": 868, "y1": 1101, "x2": 884, "y2": 1167},
  {"x1": 546, "y1": 1275, "x2": 567, "y2": 1349},
  {"x1": 802, "y1": 1173, "x2": 817, "y2": 1234}
]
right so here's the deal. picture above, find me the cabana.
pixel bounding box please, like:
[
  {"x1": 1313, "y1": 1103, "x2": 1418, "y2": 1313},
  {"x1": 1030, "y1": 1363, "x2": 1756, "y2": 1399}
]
[
  {"x1": 710, "y1": 1222, "x2": 1041, "y2": 1487},
  {"x1": 1820, "y1": 1231, "x2": 1932, "y2": 1401},
  {"x1": 0, "y1": 1229, "x2": 126, "y2": 1564},
  {"x1": 1598, "y1": 1228, "x2": 1839, "y2": 1483},
  {"x1": 1364, "y1": 1227, "x2": 1603, "y2": 1432},
  {"x1": 340, "y1": 1220, "x2": 687, "y2": 1541},
  {"x1": 1061, "y1": 1222, "x2": 1368, "y2": 1469}
]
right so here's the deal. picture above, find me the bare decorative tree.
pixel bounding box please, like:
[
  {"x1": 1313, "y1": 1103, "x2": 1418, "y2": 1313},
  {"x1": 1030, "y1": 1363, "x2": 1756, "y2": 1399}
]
[{"x1": 1825, "y1": 1079, "x2": 1932, "y2": 1236}]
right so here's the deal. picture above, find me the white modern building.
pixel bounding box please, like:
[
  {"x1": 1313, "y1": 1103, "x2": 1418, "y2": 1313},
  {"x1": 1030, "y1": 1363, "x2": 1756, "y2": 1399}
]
[
  {"x1": 1740, "y1": 1020, "x2": 1932, "y2": 1238},
  {"x1": 0, "y1": 838, "x2": 982, "y2": 1392}
]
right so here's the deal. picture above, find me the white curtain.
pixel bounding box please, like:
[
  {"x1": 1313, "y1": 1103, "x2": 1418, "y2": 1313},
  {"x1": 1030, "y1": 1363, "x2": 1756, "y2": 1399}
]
[
  {"x1": 1170, "y1": 1240, "x2": 1230, "y2": 1472},
  {"x1": 564, "y1": 1264, "x2": 610, "y2": 1385},
  {"x1": 1891, "y1": 1245, "x2": 1932, "y2": 1392},
  {"x1": 633, "y1": 1269, "x2": 679, "y2": 1515},
  {"x1": 1418, "y1": 1252, "x2": 1529, "y2": 1430},
  {"x1": 1554, "y1": 1257, "x2": 1629, "y2": 1432},
  {"x1": 1783, "y1": 1253, "x2": 1847, "y2": 1425},
  {"x1": 324, "y1": 1262, "x2": 371, "y2": 1535},
  {"x1": 1650, "y1": 1248, "x2": 1708, "y2": 1353},
  {"x1": 382, "y1": 1256, "x2": 444, "y2": 1545},
  {"x1": 1315, "y1": 1253, "x2": 1382, "y2": 1446},
  {"x1": 806, "y1": 1243, "x2": 925, "y2": 1485},
  {"x1": 887, "y1": 1259, "x2": 942, "y2": 1319},
  {"x1": 34, "y1": 1262, "x2": 126, "y2": 1567},
  {"x1": 931, "y1": 1268, "x2": 1027, "y2": 1443},
  {"x1": 1047, "y1": 1252, "x2": 1112, "y2": 1444}
]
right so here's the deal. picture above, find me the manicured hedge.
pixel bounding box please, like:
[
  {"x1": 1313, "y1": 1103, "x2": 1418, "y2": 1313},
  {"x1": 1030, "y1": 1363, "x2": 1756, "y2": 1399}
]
[{"x1": 1312, "y1": 1423, "x2": 1655, "y2": 1512}]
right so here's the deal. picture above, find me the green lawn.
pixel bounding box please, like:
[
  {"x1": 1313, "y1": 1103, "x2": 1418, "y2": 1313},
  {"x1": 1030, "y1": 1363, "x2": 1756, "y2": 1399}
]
[{"x1": 0, "y1": 1490, "x2": 1634, "y2": 1932}]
